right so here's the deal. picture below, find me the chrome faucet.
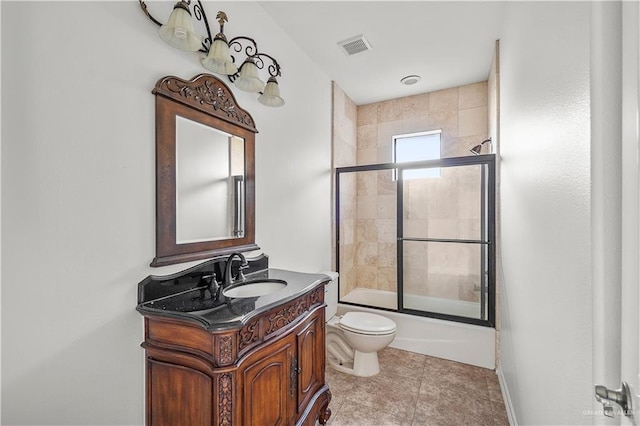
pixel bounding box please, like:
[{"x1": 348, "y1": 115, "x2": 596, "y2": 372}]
[{"x1": 223, "y1": 252, "x2": 249, "y2": 289}]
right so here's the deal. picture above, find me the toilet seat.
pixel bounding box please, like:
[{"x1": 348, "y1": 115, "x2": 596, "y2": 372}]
[{"x1": 339, "y1": 312, "x2": 396, "y2": 335}]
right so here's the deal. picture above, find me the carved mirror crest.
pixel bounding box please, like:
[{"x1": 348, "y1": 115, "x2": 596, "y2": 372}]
[{"x1": 151, "y1": 74, "x2": 258, "y2": 267}]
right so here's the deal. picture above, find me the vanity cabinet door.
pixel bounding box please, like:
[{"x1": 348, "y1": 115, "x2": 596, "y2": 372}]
[
  {"x1": 240, "y1": 335, "x2": 295, "y2": 426},
  {"x1": 147, "y1": 358, "x2": 213, "y2": 426},
  {"x1": 295, "y1": 310, "x2": 325, "y2": 416}
]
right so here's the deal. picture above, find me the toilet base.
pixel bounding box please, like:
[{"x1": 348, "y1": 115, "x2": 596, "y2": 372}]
[{"x1": 327, "y1": 349, "x2": 380, "y2": 377}]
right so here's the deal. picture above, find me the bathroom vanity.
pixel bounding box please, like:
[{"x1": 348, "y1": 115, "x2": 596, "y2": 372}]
[{"x1": 136, "y1": 256, "x2": 332, "y2": 425}]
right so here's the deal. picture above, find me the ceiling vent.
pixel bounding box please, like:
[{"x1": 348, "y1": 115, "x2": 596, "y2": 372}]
[{"x1": 337, "y1": 34, "x2": 372, "y2": 56}]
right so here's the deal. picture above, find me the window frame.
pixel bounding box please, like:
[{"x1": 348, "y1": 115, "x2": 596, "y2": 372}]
[{"x1": 392, "y1": 129, "x2": 443, "y2": 181}]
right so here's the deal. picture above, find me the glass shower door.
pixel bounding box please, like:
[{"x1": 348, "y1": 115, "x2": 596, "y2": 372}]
[
  {"x1": 397, "y1": 158, "x2": 495, "y2": 325},
  {"x1": 336, "y1": 167, "x2": 398, "y2": 310},
  {"x1": 335, "y1": 155, "x2": 495, "y2": 327}
]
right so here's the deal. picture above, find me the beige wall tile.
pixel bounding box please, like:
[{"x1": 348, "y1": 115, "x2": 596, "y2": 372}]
[
  {"x1": 340, "y1": 219, "x2": 355, "y2": 244},
  {"x1": 377, "y1": 120, "x2": 403, "y2": 148},
  {"x1": 427, "y1": 218, "x2": 459, "y2": 240},
  {"x1": 333, "y1": 83, "x2": 345, "y2": 117},
  {"x1": 356, "y1": 195, "x2": 377, "y2": 219},
  {"x1": 423, "y1": 274, "x2": 460, "y2": 299},
  {"x1": 334, "y1": 137, "x2": 357, "y2": 167},
  {"x1": 356, "y1": 242, "x2": 378, "y2": 265},
  {"x1": 403, "y1": 267, "x2": 428, "y2": 295},
  {"x1": 458, "y1": 219, "x2": 481, "y2": 241},
  {"x1": 378, "y1": 98, "x2": 404, "y2": 123},
  {"x1": 459, "y1": 281, "x2": 480, "y2": 303},
  {"x1": 345, "y1": 93, "x2": 357, "y2": 123},
  {"x1": 355, "y1": 148, "x2": 376, "y2": 165},
  {"x1": 429, "y1": 87, "x2": 459, "y2": 113},
  {"x1": 459, "y1": 106, "x2": 488, "y2": 138},
  {"x1": 404, "y1": 218, "x2": 428, "y2": 237},
  {"x1": 403, "y1": 241, "x2": 429, "y2": 269},
  {"x1": 405, "y1": 182, "x2": 430, "y2": 220},
  {"x1": 459, "y1": 81, "x2": 488, "y2": 109},
  {"x1": 401, "y1": 117, "x2": 434, "y2": 135},
  {"x1": 377, "y1": 243, "x2": 397, "y2": 268},
  {"x1": 356, "y1": 265, "x2": 379, "y2": 289},
  {"x1": 357, "y1": 172, "x2": 378, "y2": 196},
  {"x1": 357, "y1": 102, "x2": 378, "y2": 126},
  {"x1": 377, "y1": 146, "x2": 393, "y2": 163},
  {"x1": 338, "y1": 192, "x2": 355, "y2": 220},
  {"x1": 376, "y1": 219, "x2": 397, "y2": 243},
  {"x1": 402, "y1": 93, "x2": 430, "y2": 119},
  {"x1": 377, "y1": 267, "x2": 397, "y2": 291},
  {"x1": 356, "y1": 219, "x2": 377, "y2": 242},
  {"x1": 377, "y1": 170, "x2": 396, "y2": 195},
  {"x1": 459, "y1": 190, "x2": 481, "y2": 219},
  {"x1": 377, "y1": 194, "x2": 396, "y2": 219},
  {"x1": 357, "y1": 124, "x2": 377, "y2": 149},
  {"x1": 430, "y1": 111, "x2": 459, "y2": 139}
]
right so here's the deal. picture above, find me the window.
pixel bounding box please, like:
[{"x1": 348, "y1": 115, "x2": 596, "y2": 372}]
[{"x1": 393, "y1": 130, "x2": 442, "y2": 180}]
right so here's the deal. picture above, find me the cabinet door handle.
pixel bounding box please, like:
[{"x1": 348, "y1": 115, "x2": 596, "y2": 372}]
[{"x1": 290, "y1": 357, "x2": 298, "y2": 398}]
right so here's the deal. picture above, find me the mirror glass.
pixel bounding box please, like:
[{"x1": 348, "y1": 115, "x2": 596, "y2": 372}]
[
  {"x1": 151, "y1": 74, "x2": 258, "y2": 267},
  {"x1": 175, "y1": 116, "x2": 245, "y2": 243}
]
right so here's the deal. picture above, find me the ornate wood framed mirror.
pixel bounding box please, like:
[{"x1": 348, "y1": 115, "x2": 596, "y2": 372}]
[{"x1": 151, "y1": 74, "x2": 259, "y2": 267}]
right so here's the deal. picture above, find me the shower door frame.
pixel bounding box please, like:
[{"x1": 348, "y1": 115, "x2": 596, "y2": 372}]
[{"x1": 335, "y1": 154, "x2": 496, "y2": 328}]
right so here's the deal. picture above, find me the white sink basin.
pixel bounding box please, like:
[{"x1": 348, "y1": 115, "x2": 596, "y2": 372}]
[{"x1": 222, "y1": 279, "x2": 287, "y2": 298}]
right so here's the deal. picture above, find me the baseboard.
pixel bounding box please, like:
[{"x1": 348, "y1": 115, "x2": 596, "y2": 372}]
[{"x1": 496, "y1": 363, "x2": 517, "y2": 426}]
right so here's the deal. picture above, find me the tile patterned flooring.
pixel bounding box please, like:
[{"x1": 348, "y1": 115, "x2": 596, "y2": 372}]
[{"x1": 324, "y1": 347, "x2": 509, "y2": 426}]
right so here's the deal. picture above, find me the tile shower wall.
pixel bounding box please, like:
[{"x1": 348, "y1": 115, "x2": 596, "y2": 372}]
[
  {"x1": 332, "y1": 83, "x2": 358, "y2": 298},
  {"x1": 350, "y1": 82, "x2": 489, "y2": 302}
]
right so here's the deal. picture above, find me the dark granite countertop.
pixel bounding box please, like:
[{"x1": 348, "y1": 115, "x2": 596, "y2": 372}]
[{"x1": 136, "y1": 268, "x2": 331, "y2": 331}]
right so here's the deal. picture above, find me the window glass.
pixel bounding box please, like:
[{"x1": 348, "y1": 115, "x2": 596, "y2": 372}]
[{"x1": 393, "y1": 131, "x2": 441, "y2": 179}]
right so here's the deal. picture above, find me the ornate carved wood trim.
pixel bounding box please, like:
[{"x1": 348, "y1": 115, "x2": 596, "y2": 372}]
[
  {"x1": 153, "y1": 74, "x2": 258, "y2": 133},
  {"x1": 218, "y1": 372, "x2": 233, "y2": 426},
  {"x1": 309, "y1": 286, "x2": 324, "y2": 307},
  {"x1": 238, "y1": 318, "x2": 260, "y2": 351},
  {"x1": 266, "y1": 297, "x2": 309, "y2": 335},
  {"x1": 217, "y1": 335, "x2": 234, "y2": 366}
]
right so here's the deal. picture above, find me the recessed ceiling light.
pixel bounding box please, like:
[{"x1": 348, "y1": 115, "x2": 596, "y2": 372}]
[{"x1": 400, "y1": 75, "x2": 421, "y2": 85}]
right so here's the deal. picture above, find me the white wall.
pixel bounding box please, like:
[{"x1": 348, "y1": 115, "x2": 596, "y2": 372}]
[
  {"x1": 498, "y1": 2, "x2": 593, "y2": 425},
  {"x1": 0, "y1": 2, "x2": 332, "y2": 424}
]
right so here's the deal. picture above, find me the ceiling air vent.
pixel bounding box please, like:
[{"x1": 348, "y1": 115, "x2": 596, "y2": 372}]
[{"x1": 337, "y1": 34, "x2": 372, "y2": 56}]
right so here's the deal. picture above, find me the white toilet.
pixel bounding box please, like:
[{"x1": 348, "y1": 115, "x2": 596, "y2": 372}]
[{"x1": 323, "y1": 272, "x2": 397, "y2": 377}]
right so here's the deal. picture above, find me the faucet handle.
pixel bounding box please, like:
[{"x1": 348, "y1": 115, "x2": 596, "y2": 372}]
[
  {"x1": 205, "y1": 272, "x2": 219, "y2": 298},
  {"x1": 236, "y1": 267, "x2": 247, "y2": 282},
  {"x1": 236, "y1": 258, "x2": 249, "y2": 280}
]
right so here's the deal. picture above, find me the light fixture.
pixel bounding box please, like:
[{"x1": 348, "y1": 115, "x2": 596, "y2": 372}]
[
  {"x1": 139, "y1": 0, "x2": 284, "y2": 107},
  {"x1": 158, "y1": 1, "x2": 202, "y2": 52},
  {"x1": 201, "y1": 12, "x2": 238, "y2": 75},
  {"x1": 470, "y1": 138, "x2": 492, "y2": 155},
  {"x1": 258, "y1": 77, "x2": 285, "y2": 107},
  {"x1": 235, "y1": 57, "x2": 265, "y2": 93},
  {"x1": 400, "y1": 75, "x2": 421, "y2": 86}
]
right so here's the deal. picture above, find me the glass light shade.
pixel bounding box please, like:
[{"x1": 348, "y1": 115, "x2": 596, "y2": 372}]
[
  {"x1": 159, "y1": 3, "x2": 202, "y2": 52},
  {"x1": 258, "y1": 77, "x2": 285, "y2": 107},
  {"x1": 201, "y1": 37, "x2": 238, "y2": 75},
  {"x1": 234, "y1": 59, "x2": 265, "y2": 93}
]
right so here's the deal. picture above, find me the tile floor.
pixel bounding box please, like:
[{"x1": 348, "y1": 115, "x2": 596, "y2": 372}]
[{"x1": 324, "y1": 347, "x2": 509, "y2": 426}]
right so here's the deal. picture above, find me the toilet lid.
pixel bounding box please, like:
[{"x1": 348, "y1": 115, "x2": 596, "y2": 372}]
[{"x1": 339, "y1": 312, "x2": 397, "y2": 334}]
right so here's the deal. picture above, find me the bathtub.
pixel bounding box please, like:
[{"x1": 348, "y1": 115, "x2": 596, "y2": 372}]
[{"x1": 337, "y1": 288, "x2": 496, "y2": 369}]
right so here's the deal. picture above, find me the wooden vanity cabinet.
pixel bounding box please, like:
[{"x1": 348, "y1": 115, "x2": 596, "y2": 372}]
[{"x1": 140, "y1": 284, "x2": 331, "y2": 426}]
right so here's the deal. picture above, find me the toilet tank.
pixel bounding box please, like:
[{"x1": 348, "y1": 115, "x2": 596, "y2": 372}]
[{"x1": 322, "y1": 272, "x2": 339, "y2": 318}]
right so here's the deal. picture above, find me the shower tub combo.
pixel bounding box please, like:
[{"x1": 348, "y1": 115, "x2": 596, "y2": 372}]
[{"x1": 335, "y1": 155, "x2": 496, "y2": 368}]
